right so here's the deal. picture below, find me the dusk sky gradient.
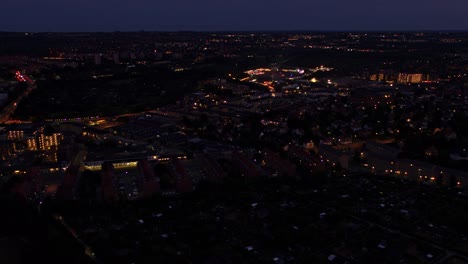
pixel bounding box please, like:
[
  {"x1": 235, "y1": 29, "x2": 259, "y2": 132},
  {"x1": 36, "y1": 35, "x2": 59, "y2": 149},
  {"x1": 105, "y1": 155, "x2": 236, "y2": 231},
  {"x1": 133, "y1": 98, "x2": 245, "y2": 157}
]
[{"x1": 2, "y1": 0, "x2": 468, "y2": 32}]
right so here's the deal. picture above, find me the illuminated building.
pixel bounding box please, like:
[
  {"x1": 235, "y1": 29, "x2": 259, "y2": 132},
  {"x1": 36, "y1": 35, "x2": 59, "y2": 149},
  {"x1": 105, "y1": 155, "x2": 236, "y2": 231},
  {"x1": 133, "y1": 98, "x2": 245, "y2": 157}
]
[
  {"x1": 8, "y1": 130, "x2": 24, "y2": 141},
  {"x1": 378, "y1": 73, "x2": 385, "y2": 81},
  {"x1": 16, "y1": 132, "x2": 64, "y2": 162},
  {"x1": 398, "y1": 73, "x2": 427, "y2": 84},
  {"x1": 45, "y1": 145, "x2": 59, "y2": 163},
  {"x1": 38, "y1": 133, "x2": 63, "y2": 151},
  {"x1": 27, "y1": 137, "x2": 38, "y2": 151}
]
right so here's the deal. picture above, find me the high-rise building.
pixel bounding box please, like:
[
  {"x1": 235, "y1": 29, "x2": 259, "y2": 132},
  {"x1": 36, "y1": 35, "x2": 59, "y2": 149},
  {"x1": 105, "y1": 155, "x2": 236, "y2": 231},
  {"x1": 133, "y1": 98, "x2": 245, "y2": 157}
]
[
  {"x1": 38, "y1": 133, "x2": 62, "y2": 151},
  {"x1": 26, "y1": 136, "x2": 38, "y2": 151}
]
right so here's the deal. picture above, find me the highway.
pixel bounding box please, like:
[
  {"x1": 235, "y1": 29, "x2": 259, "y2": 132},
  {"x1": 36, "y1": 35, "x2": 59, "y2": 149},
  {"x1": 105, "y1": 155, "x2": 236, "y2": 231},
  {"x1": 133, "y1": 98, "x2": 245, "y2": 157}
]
[{"x1": 0, "y1": 71, "x2": 36, "y2": 123}]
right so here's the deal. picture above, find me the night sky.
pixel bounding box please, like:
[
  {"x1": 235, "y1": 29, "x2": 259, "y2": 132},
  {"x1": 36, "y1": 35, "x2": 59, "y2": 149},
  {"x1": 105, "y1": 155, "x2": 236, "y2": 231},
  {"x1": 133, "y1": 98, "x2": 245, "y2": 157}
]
[{"x1": 2, "y1": 0, "x2": 468, "y2": 32}]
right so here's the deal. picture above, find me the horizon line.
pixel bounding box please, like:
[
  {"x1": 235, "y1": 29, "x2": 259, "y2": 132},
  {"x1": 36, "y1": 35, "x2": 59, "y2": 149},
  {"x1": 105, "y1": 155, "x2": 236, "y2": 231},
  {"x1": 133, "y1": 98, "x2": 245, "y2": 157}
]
[{"x1": 2, "y1": 29, "x2": 468, "y2": 34}]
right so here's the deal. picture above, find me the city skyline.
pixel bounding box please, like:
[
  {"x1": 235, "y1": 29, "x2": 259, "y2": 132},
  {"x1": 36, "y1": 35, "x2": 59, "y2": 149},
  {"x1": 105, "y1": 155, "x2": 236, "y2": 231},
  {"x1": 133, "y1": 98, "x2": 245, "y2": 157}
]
[
  {"x1": 2, "y1": 0, "x2": 468, "y2": 32},
  {"x1": 2, "y1": 26, "x2": 468, "y2": 263}
]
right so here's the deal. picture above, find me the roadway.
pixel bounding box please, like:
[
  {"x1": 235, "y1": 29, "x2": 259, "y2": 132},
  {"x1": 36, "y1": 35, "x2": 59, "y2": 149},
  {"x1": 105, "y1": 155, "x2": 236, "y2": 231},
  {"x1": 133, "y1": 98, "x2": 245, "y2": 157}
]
[{"x1": 0, "y1": 72, "x2": 36, "y2": 123}]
